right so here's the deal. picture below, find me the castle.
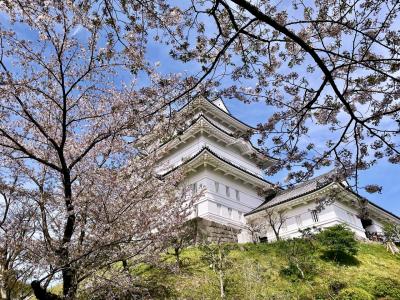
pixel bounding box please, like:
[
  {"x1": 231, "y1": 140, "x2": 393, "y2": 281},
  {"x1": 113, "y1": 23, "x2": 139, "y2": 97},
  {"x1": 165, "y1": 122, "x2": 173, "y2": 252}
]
[{"x1": 157, "y1": 97, "x2": 400, "y2": 242}]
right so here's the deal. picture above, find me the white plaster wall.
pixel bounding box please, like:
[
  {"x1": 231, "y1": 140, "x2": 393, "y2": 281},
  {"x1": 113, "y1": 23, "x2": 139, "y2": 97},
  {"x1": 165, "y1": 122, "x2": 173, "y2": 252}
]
[
  {"x1": 157, "y1": 138, "x2": 204, "y2": 172},
  {"x1": 158, "y1": 135, "x2": 263, "y2": 176},
  {"x1": 248, "y1": 199, "x2": 367, "y2": 242},
  {"x1": 185, "y1": 168, "x2": 264, "y2": 229}
]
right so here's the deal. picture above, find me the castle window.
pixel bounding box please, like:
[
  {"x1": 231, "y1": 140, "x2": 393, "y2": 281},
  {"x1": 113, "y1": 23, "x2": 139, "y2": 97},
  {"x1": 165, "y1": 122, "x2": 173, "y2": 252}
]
[
  {"x1": 217, "y1": 204, "x2": 222, "y2": 216},
  {"x1": 311, "y1": 210, "x2": 319, "y2": 223},
  {"x1": 191, "y1": 182, "x2": 197, "y2": 193},
  {"x1": 238, "y1": 211, "x2": 243, "y2": 221},
  {"x1": 281, "y1": 220, "x2": 287, "y2": 231},
  {"x1": 214, "y1": 181, "x2": 219, "y2": 193},
  {"x1": 296, "y1": 215, "x2": 302, "y2": 227},
  {"x1": 228, "y1": 208, "x2": 232, "y2": 219},
  {"x1": 347, "y1": 212, "x2": 355, "y2": 224},
  {"x1": 226, "y1": 186, "x2": 230, "y2": 197},
  {"x1": 235, "y1": 190, "x2": 240, "y2": 201}
]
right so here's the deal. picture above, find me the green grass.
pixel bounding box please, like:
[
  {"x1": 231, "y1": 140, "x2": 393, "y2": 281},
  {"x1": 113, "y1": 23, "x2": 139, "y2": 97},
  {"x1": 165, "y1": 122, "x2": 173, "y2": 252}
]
[{"x1": 133, "y1": 242, "x2": 400, "y2": 300}]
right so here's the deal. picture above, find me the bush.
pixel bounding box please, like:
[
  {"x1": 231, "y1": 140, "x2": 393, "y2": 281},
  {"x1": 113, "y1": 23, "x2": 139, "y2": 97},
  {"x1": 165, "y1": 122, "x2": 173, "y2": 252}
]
[
  {"x1": 338, "y1": 288, "x2": 374, "y2": 300},
  {"x1": 329, "y1": 280, "x2": 347, "y2": 295},
  {"x1": 280, "y1": 238, "x2": 317, "y2": 280},
  {"x1": 373, "y1": 277, "x2": 400, "y2": 299},
  {"x1": 383, "y1": 222, "x2": 400, "y2": 242},
  {"x1": 317, "y1": 224, "x2": 358, "y2": 262}
]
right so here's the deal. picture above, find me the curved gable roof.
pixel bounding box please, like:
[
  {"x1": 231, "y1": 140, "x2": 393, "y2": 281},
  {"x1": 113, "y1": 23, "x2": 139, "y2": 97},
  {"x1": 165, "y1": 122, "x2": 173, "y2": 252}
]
[
  {"x1": 161, "y1": 146, "x2": 275, "y2": 188},
  {"x1": 177, "y1": 96, "x2": 255, "y2": 133},
  {"x1": 245, "y1": 171, "x2": 400, "y2": 223},
  {"x1": 158, "y1": 114, "x2": 277, "y2": 165}
]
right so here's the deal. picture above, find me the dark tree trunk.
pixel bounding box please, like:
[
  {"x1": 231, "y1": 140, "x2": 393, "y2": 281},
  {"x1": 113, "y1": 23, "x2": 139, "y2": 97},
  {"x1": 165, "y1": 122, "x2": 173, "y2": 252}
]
[
  {"x1": 60, "y1": 171, "x2": 77, "y2": 300},
  {"x1": 31, "y1": 281, "x2": 62, "y2": 300},
  {"x1": 174, "y1": 247, "x2": 181, "y2": 270}
]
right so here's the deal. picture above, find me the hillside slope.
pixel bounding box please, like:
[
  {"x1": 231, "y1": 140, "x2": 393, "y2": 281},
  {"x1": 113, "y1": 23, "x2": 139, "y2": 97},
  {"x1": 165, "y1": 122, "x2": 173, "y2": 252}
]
[{"x1": 135, "y1": 242, "x2": 400, "y2": 300}]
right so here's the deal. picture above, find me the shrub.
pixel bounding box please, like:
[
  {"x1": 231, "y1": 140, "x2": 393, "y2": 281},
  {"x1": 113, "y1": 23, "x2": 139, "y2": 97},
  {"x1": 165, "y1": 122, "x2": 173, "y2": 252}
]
[
  {"x1": 280, "y1": 238, "x2": 317, "y2": 280},
  {"x1": 317, "y1": 224, "x2": 358, "y2": 262},
  {"x1": 329, "y1": 280, "x2": 347, "y2": 295},
  {"x1": 383, "y1": 222, "x2": 400, "y2": 243},
  {"x1": 338, "y1": 288, "x2": 374, "y2": 300},
  {"x1": 373, "y1": 277, "x2": 400, "y2": 299}
]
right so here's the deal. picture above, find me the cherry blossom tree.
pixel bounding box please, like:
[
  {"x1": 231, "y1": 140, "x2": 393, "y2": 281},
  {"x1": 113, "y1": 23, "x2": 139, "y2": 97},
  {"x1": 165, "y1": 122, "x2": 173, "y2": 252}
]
[
  {"x1": 0, "y1": 177, "x2": 35, "y2": 299},
  {"x1": 0, "y1": 1, "x2": 194, "y2": 299},
  {"x1": 115, "y1": 0, "x2": 399, "y2": 192},
  {"x1": 0, "y1": 0, "x2": 399, "y2": 298}
]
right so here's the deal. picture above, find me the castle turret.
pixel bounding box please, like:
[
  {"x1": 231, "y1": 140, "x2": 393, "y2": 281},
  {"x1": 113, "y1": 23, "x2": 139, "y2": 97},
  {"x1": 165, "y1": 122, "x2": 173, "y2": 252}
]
[{"x1": 157, "y1": 97, "x2": 276, "y2": 234}]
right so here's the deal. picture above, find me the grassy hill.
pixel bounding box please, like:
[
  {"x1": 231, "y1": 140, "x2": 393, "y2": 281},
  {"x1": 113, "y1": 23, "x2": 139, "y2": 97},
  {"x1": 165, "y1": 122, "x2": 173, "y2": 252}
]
[{"x1": 134, "y1": 241, "x2": 400, "y2": 300}]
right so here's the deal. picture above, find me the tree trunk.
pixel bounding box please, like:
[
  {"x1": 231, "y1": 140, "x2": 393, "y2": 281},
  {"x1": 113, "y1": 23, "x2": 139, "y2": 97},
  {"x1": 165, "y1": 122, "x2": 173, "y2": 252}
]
[
  {"x1": 33, "y1": 170, "x2": 78, "y2": 300},
  {"x1": 1, "y1": 249, "x2": 10, "y2": 300},
  {"x1": 31, "y1": 281, "x2": 62, "y2": 300},
  {"x1": 174, "y1": 247, "x2": 181, "y2": 271},
  {"x1": 218, "y1": 248, "x2": 225, "y2": 299},
  {"x1": 272, "y1": 227, "x2": 280, "y2": 241},
  {"x1": 219, "y1": 269, "x2": 225, "y2": 299},
  {"x1": 62, "y1": 264, "x2": 77, "y2": 300},
  {"x1": 61, "y1": 171, "x2": 77, "y2": 300}
]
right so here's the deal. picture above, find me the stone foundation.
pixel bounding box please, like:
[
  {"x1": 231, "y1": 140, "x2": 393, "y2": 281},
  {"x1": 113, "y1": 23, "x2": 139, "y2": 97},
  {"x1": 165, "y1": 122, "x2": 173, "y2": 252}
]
[{"x1": 193, "y1": 217, "x2": 240, "y2": 244}]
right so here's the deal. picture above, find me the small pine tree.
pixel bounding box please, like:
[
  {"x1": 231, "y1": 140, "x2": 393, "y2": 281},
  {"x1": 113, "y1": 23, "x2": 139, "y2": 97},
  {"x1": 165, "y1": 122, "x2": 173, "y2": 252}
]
[{"x1": 317, "y1": 224, "x2": 358, "y2": 261}]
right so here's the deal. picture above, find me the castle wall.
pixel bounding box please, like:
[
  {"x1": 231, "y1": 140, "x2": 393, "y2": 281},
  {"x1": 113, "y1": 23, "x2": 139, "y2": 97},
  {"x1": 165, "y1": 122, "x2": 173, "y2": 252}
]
[
  {"x1": 245, "y1": 199, "x2": 367, "y2": 243},
  {"x1": 185, "y1": 168, "x2": 264, "y2": 229},
  {"x1": 158, "y1": 135, "x2": 263, "y2": 177},
  {"x1": 194, "y1": 218, "x2": 239, "y2": 244}
]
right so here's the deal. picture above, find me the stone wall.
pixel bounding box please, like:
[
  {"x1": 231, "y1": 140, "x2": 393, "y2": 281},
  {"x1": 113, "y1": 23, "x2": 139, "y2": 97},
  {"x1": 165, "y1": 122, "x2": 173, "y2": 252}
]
[{"x1": 193, "y1": 217, "x2": 240, "y2": 244}]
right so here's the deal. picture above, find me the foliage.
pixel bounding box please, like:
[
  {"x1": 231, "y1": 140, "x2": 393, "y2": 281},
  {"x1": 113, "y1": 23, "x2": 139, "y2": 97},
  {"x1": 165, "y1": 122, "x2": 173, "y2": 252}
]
[
  {"x1": 245, "y1": 222, "x2": 265, "y2": 244},
  {"x1": 329, "y1": 280, "x2": 347, "y2": 295},
  {"x1": 133, "y1": 242, "x2": 400, "y2": 300},
  {"x1": 383, "y1": 222, "x2": 400, "y2": 243},
  {"x1": 372, "y1": 277, "x2": 400, "y2": 299},
  {"x1": 0, "y1": 2, "x2": 196, "y2": 298},
  {"x1": 299, "y1": 226, "x2": 321, "y2": 239},
  {"x1": 0, "y1": 180, "x2": 35, "y2": 299},
  {"x1": 263, "y1": 208, "x2": 288, "y2": 241},
  {"x1": 200, "y1": 243, "x2": 234, "y2": 299},
  {"x1": 279, "y1": 238, "x2": 317, "y2": 280},
  {"x1": 337, "y1": 288, "x2": 374, "y2": 300},
  {"x1": 94, "y1": 0, "x2": 400, "y2": 190},
  {"x1": 317, "y1": 224, "x2": 358, "y2": 262},
  {"x1": 1, "y1": 0, "x2": 399, "y2": 298},
  {"x1": 166, "y1": 219, "x2": 198, "y2": 271}
]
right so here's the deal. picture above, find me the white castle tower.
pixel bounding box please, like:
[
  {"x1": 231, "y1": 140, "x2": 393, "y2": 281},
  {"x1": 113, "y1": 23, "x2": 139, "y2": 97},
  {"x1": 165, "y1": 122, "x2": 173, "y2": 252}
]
[
  {"x1": 156, "y1": 96, "x2": 400, "y2": 243},
  {"x1": 157, "y1": 96, "x2": 276, "y2": 240}
]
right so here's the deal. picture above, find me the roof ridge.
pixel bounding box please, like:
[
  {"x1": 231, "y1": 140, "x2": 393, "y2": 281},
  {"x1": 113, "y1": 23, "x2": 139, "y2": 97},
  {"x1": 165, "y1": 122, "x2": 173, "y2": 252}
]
[
  {"x1": 176, "y1": 96, "x2": 256, "y2": 130},
  {"x1": 278, "y1": 169, "x2": 340, "y2": 195},
  {"x1": 246, "y1": 180, "x2": 400, "y2": 222}
]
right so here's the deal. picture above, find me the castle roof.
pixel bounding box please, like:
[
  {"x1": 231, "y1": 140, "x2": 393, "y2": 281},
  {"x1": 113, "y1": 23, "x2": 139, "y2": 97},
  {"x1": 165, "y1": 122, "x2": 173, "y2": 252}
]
[
  {"x1": 161, "y1": 146, "x2": 274, "y2": 189},
  {"x1": 158, "y1": 114, "x2": 277, "y2": 167},
  {"x1": 178, "y1": 96, "x2": 255, "y2": 134},
  {"x1": 245, "y1": 171, "x2": 400, "y2": 223}
]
